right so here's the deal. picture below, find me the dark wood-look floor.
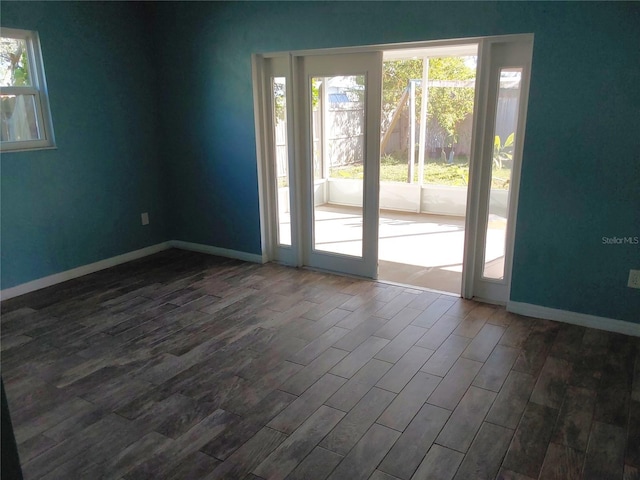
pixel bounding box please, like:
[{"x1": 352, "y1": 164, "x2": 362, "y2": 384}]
[{"x1": 1, "y1": 249, "x2": 639, "y2": 480}]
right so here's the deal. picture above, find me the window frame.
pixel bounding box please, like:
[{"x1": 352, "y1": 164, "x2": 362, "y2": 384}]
[{"x1": 1, "y1": 27, "x2": 56, "y2": 152}]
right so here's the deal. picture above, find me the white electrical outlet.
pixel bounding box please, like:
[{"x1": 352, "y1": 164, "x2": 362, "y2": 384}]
[
  {"x1": 628, "y1": 269, "x2": 640, "y2": 289},
  {"x1": 141, "y1": 212, "x2": 149, "y2": 226}
]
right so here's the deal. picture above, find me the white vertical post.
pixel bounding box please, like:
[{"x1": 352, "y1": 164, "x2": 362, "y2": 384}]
[
  {"x1": 417, "y1": 58, "x2": 430, "y2": 214},
  {"x1": 408, "y1": 80, "x2": 416, "y2": 183},
  {"x1": 320, "y1": 77, "x2": 331, "y2": 205},
  {"x1": 417, "y1": 58, "x2": 429, "y2": 186},
  {"x1": 321, "y1": 77, "x2": 330, "y2": 180}
]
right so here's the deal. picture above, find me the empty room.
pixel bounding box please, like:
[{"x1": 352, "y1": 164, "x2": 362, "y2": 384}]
[{"x1": 1, "y1": 1, "x2": 639, "y2": 479}]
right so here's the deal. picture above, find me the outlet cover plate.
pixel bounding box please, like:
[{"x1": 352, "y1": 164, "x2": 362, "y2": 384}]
[
  {"x1": 141, "y1": 212, "x2": 149, "y2": 226},
  {"x1": 628, "y1": 269, "x2": 640, "y2": 289}
]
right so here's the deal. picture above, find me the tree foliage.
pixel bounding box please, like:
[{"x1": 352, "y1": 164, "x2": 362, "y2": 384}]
[
  {"x1": 382, "y1": 57, "x2": 475, "y2": 146},
  {"x1": 0, "y1": 38, "x2": 29, "y2": 86}
]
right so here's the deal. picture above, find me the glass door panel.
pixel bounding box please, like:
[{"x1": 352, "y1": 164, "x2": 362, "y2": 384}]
[
  {"x1": 482, "y1": 68, "x2": 522, "y2": 279},
  {"x1": 262, "y1": 55, "x2": 298, "y2": 267},
  {"x1": 272, "y1": 76, "x2": 292, "y2": 246},
  {"x1": 301, "y1": 53, "x2": 382, "y2": 278},
  {"x1": 311, "y1": 74, "x2": 365, "y2": 257},
  {"x1": 470, "y1": 37, "x2": 533, "y2": 304}
]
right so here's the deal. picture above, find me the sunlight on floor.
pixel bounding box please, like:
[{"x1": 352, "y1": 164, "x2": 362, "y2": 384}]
[{"x1": 280, "y1": 205, "x2": 506, "y2": 295}]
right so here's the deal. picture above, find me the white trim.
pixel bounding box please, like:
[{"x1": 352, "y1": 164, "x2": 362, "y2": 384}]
[
  {"x1": 470, "y1": 36, "x2": 534, "y2": 304},
  {"x1": 299, "y1": 52, "x2": 382, "y2": 279},
  {"x1": 507, "y1": 301, "x2": 640, "y2": 337},
  {"x1": 4, "y1": 241, "x2": 637, "y2": 339},
  {"x1": 0, "y1": 241, "x2": 267, "y2": 302},
  {"x1": 252, "y1": 54, "x2": 270, "y2": 263},
  {"x1": 260, "y1": 35, "x2": 527, "y2": 59},
  {"x1": 0, "y1": 242, "x2": 171, "y2": 301},
  {"x1": 169, "y1": 240, "x2": 265, "y2": 264},
  {"x1": 462, "y1": 39, "x2": 489, "y2": 300}
]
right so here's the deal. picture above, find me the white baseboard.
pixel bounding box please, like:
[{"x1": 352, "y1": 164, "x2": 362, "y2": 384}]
[
  {"x1": 7, "y1": 242, "x2": 635, "y2": 341},
  {"x1": 0, "y1": 242, "x2": 172, "y2": 301},
  {"x1": 169, "y1": 240, "x2": 265, "y2": 264},
  {"x1": 0, "y1": 240, "x2": 266, "y2": 302},
  {"x1": 507, "y1": 301, "x2": 640, "y2": 337}
]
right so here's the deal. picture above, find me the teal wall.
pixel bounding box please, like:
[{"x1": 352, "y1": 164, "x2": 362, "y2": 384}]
[
  {"x1": 154, "y1": 1, "x2": 639, "y2": 323},
  {"x1": 1, "y1": 2, "x2": 638, "y2": 323},
  {"x1": 1, "y1": 2, "x2": 168, "y2": 288}
]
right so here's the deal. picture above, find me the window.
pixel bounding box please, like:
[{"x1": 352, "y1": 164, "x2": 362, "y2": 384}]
[{"x1": 0, "y1": 28, "x2": 55, "y2": 151}]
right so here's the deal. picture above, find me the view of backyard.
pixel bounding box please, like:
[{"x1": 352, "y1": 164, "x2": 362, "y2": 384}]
[
  {"x1": 331, "y1": 153, "x2": 512, "y2": 189},
  {"x1": 272, "y1": 46, "x2": 519, "y2": 292},
  {"x1": 285, "y1": 54, "x2": 516, "y2": 193}
]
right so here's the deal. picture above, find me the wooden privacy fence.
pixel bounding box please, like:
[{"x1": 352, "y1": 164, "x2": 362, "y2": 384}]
[
  {"x1": 275, "y1": 103, "x2": 366, "y2": 180},
  {"x1": 273, "y1": 85, "x2": 518, "y2": 179}
]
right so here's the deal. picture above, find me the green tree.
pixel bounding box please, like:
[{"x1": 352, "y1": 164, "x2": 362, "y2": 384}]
[
  {"x1": 382, "y1": 59, "x2": 421, "y2": 124},
  {"x1": 382, "y1": 57, "x2": 475, "y2": 151},
  {"x1": 428, "y1": 57, "x2": 475, "y2": 147},
  {"x1": 0, "y1": 39, "x2": 29, "y2": 86}
]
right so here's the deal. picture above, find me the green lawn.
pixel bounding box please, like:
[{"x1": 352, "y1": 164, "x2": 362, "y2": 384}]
[{"x1": 330, "y1": 155, "x2": 510, "y2": 189}]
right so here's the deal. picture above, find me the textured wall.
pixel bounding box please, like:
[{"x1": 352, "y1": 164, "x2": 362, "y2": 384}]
[
  {"x1": 155, "y1": 1, "x2": 639, "y2": 322},
  {"x1": 2, "y1": 1, "x2": 638, "y2": 322},
  {"x1": 1, "y1": 2, "x2": 168, "y2": 288}
]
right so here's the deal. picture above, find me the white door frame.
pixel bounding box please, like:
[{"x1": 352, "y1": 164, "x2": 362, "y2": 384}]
[
  {"x1": 252, "y1": 54, "x2": 300, "y2": 266},
  {"x1": 297, "y1": 52, "x2": 383, "y2": 278},
  {"x1": 463, "y1": 35, "x2": 534, "y2": 304},
  {"x1": 253, "y1": 33, "x2": 534, "y2": 303}
]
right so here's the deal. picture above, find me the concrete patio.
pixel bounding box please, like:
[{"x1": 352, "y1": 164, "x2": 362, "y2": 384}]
[{"x1": 310, "y1": 205, "x2": 507, "y2": 295}]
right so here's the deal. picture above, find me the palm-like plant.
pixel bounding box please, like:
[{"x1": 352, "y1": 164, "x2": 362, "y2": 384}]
[{"x1": 493, "y1": 132, "x2": 514, "y2": 169}]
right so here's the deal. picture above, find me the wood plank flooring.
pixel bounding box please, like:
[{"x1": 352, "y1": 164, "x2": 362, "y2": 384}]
[{"x1": 1, "y1": 249, "x2": 639, "y2": 480}]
